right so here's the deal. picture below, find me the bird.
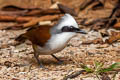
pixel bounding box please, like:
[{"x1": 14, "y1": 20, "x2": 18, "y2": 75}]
[{"x1": 15, "y1": 14, "x2": 87, "y2": 68}]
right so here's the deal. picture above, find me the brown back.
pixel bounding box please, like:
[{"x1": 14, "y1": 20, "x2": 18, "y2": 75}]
[{"x1": 24, "y1": 25, "x2": 52, "y2": 47}]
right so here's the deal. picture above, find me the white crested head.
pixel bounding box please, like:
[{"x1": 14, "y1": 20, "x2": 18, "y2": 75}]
[
  {"x1": 50, "y1": 14, "x2": 79, "y2": 34},
  {"x1": 56, "y1": 14, "x2": 79, "y2": 29},
  {"x1": 47, "y1": 14, "x2": 86, "y2": 51}
]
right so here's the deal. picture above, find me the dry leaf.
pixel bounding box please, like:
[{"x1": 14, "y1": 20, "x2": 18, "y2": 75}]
[
  {"x1": 106, "y1": 31, "x2": 120, "y2": 43},
  {"x1": 58, "y1": 4, "x2": 78, "y2": 16},
  {"x1": 54, "y1": 0, "x2": 82, "y2": 14},
  {"x1": 113, "y1": 22, "x2": 120, "y2": 29}
]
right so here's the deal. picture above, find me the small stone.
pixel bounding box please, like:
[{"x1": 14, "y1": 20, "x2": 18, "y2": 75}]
[
  {"x1": 11, "y1": 78, "x2": 19, "y2": 80},
  {"x1": 14, "y1": 50, "x2": 19, "y2": 53},
  {"x1": 4, "y1": 61, "x2": 12, "y2": 67}
]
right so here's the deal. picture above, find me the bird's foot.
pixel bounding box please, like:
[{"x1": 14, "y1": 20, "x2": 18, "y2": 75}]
[
  {"x1": 37, "y1": 62, "x2": 48, "y2": 70},
  {"x1": 51, "y1": 54, "x2": 64, "y2": 65},
  {"x1": 57, "y1": 60, "x2": 64, "y2": 65}
]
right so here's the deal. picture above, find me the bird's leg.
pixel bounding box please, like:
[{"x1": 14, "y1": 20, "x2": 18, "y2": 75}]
[
  {"x1": 32, "y1": 44, "x2": 44, "y2": 68},
  {"x1": 33, "y1": 52, "x2": 44, "y2": 68},
  {"x1": 51, "y1": 54, "x2": 63, "y2": 64}
]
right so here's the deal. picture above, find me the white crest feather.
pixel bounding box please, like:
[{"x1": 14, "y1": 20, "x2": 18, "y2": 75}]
[{"x1": 55, "y1": 14, "x2": 79, "y2": 30}]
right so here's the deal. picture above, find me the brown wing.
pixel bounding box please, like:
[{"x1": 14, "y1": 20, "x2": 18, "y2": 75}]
[{"x1": 24, "y1": 25, "x2": 52, "y2": 47}]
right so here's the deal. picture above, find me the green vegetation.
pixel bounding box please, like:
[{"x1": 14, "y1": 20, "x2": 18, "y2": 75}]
[{"x1": 80, "y1": 61, "x2": 120, "y2": 80}]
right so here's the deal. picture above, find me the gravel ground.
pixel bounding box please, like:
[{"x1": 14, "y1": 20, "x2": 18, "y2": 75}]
[{"x1": 0, "y1": 28, "x2": 120, "y2": 80}]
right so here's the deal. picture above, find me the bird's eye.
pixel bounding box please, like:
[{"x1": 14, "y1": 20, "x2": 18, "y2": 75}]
[
  {"x1": 61, "y1": 26, "x2": 81, "y2": 33},
  {"x1": 61, "y1": 26, "x2": 69, "y2": 32},
  {"x1": 62, "y1": 26, "x2": 75, "y2": 32}
]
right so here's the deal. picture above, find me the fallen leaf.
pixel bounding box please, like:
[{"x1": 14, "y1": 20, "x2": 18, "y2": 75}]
[
  {"x1": 54, "y1": 0, "x2": 82, "y2": 14},
  {"x1": 58, "y1": 4, "x2": 78, "y2": 16},
  {"x1": 114, "y1": 22, "x2": 120, "y2": 29},
  {"x1": 106, "y1": 31, "x2": 120, "y2": 43},
  {"x1": 100, "y1": 29, "x2": 109, "y2": 37}
]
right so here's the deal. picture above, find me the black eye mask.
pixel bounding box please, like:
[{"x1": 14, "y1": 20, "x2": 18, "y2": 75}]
[
  {"x1": 62, "y1": 26, "x2": 80, "y2": 32},
  {"x1": 61, "y1": 26, "x2": 87, "y2": 34}
]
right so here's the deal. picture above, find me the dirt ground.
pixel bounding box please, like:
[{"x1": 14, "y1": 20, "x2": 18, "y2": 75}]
[
  {"x1": 0, "y1": 1, "x2": 120, "y2": 80},
  {"x1": 1, "y1": 27, "x2": 120, "y2": 80}
]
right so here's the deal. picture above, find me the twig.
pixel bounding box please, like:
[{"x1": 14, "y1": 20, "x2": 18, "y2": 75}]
[
  {"x1": 101, "y1": 73, "x2": 111, "y2": 80},
  {"x1": 105, "y1": 0, "x2": 120, "y2": 29},
  {"x1": 23, "y1": 14, "x2": 62, "y2": 28},
  {"x1": 79, "y1": 18, "x2": 108, "y2": 26},
  {"x1": 25, "y1": 9, "x2": 61, "y2": 16},
  {"x1": 0, "y1": 15, "x2": 35, "y2": 22},
  {"x1": 80, "y1": 0, "x2": 96, "y2": 10},
  {"x1": 112, "y1": 71, "x2": 118, "y2": 80},
  {"x1": 96, "y1": 73, "x2": 101, "y2": 80},
  {"x1": 0, "y1": 10, "x2": 28, "y2": 16},
  {"x1": 62, "y1": 70, "x2": 86, "y2": 80},
  {"x1": 4, "y1": 15, "x2": 61, "y2": 30}
]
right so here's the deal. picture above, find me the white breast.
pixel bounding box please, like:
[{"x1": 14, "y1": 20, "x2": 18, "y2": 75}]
[{"x1": 45, "y1": 32, "x2": 76, "y2": 53}]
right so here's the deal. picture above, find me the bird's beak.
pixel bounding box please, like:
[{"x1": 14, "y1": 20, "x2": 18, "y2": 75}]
[{"x1": 76, "y1": 29, "x2": 87, "y2": 34}]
